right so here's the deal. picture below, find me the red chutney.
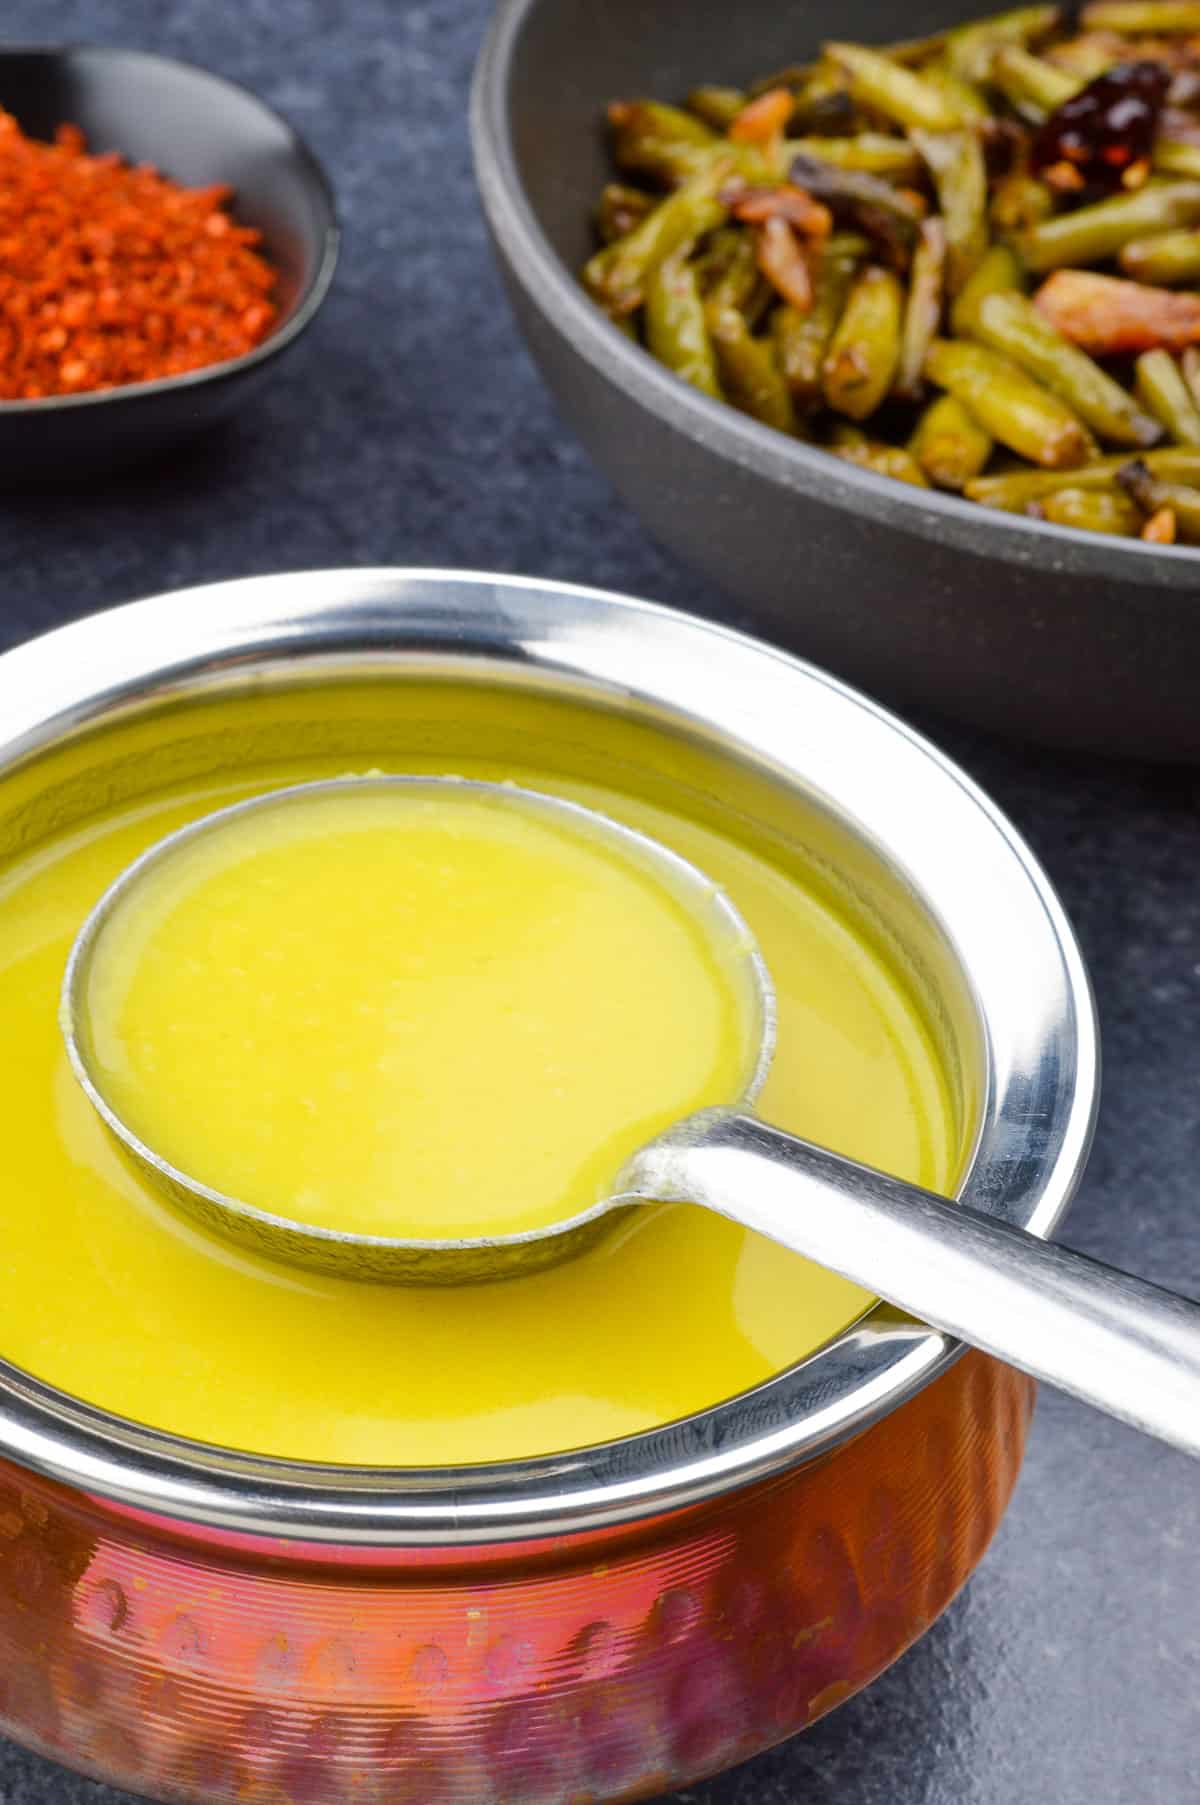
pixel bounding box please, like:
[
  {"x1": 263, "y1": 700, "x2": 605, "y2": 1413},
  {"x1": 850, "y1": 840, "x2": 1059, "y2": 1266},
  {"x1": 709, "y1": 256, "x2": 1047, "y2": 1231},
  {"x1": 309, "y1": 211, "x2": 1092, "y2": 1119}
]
[{"x1": 0, "y1": 110, "x2": 277, "y2": 399}]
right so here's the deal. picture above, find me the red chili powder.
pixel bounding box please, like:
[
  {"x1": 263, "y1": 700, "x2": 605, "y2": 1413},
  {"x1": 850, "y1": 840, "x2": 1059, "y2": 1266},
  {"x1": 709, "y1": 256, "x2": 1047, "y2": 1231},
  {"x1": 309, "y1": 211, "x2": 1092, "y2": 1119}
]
[{"x1": 0, "y1": 110, "x2": 278, "y2": 400}]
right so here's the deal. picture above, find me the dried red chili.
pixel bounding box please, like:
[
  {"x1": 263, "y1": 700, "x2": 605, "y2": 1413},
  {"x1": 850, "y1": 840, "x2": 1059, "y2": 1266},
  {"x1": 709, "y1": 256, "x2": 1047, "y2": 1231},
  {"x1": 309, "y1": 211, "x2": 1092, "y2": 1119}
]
[
  {"x1": 1031, "y1": 61, "x2": 1170, "y2": 200},
  {"x1": 0, "y1": 110, "x2": 277, "y2": 400}
]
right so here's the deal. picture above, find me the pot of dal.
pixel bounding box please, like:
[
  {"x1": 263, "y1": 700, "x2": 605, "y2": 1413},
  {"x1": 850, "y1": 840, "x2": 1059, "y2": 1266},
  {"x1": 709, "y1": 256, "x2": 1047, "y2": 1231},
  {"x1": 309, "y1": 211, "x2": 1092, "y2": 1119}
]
[{"x1": 0, "y1": 568, "x2": 1097, "y2": 1802}]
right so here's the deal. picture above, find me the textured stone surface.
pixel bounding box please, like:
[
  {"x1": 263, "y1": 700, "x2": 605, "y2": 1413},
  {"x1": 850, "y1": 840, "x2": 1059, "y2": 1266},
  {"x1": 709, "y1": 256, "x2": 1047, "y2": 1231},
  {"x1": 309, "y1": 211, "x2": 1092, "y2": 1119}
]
[{"x1": 0, "y1": 1, "x2": 1197, "y2": 1800}]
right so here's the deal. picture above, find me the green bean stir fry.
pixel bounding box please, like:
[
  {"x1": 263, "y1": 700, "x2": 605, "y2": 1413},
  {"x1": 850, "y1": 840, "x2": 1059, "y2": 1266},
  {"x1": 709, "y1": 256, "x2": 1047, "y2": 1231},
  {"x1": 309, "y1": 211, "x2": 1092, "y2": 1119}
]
[{"x1": 582, "y1": 1, "x2": 1200, "y2": 543}]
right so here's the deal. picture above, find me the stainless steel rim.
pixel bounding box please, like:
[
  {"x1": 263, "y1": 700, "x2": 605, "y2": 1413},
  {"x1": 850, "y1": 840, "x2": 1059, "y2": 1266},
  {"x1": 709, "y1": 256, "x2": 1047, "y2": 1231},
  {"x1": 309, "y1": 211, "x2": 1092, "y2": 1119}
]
[{"x1": 0, "y1": 568, "x2": 1100, "y2": 1544}]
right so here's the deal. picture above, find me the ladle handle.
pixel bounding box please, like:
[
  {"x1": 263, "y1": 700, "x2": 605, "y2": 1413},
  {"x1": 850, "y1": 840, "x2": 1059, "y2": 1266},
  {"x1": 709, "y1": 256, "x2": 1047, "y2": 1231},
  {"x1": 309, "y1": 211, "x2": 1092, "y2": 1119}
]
[{"x1": 622, "y1": 1112, "x2": 1200, "y2": 1460}]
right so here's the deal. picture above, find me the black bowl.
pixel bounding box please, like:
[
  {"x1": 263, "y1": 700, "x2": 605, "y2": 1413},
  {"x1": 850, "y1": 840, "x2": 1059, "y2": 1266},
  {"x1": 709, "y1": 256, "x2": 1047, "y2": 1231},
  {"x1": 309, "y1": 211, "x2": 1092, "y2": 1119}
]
[
  {"x1": 0, "y1": 46, "x2": 338, "y2": 481},
  {"x1": 472, "y1": 0, "x2": 1200, "y2": 758}
]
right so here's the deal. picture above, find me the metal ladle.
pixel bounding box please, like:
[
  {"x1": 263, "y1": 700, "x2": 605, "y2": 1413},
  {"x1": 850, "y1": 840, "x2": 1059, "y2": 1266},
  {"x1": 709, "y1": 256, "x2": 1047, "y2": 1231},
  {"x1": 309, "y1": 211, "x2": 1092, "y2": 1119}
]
[{"x1": 62, "y1": 778, "x2": 1200, "y2": 1460}]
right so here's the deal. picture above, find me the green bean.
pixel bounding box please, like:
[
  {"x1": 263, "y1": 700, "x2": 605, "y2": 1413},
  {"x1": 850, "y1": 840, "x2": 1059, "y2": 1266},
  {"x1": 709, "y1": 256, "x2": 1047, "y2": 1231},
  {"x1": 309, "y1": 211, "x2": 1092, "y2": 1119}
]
[
  {"x1": 1181, "y1": 345, "x2": 1200, "y2": 409},
  {"x1": 706, "y1": 301, "x2": 797, "y2": 432},
  {"x1": 791, "y1": 63, "x2": 857, "y2": 135},
  {"x1": 1134, "y1": 348, "x2": 1200, "y2": 442},
  {"x1": 584, "y1": 166, "x2": 731, "y2": 313},
  {"x1": 644, "y1": 246, "x2": 722, "y2": 398},
  {"x1": 1153, "y1": 141, "x2": 1200, "y2": 180},
  {"x1": 828, "y1": 423, "x2": 930, "y2": 484},
  {"x1": 773, "y1": 243, "x2": 860, "y2": 402},
  {"x1": 951, "y1": 243, "x2": 1024, "y2": 334},
  {"x1": 702, "y1": 232, "x2": 770, "y2": 323},
  {"x1": 917, "y1": 62, "x2": 993, "y2": 122},
  {"x1": 912, "y1": 129, "x2": 989, "y2": 293},
  {"x1": 909, "y1": 393, "x2": 995, "y2": 487},
  {"x1": 822, "y1": 265, "x2": 904, "y2": 419},
  {"x1": 826, "y1": 231, "x2": 872, "y2": 260},
  {"x1": 882, "y1": 30, "x2": 954, "y2": 65},
  {"x1": 781, "y1": 134, "x2": 922, "y2": 177},
  {"x1": 584, "y1": 242, "x2": 635, "y2": 314},
  {"x1": 1035, "y1": 487, "x2": 1143, "y2": 532},
  {"x1": 758, "y1": 35, "x2": 951, "y2": 104},
  {"x1": 1045, "y1": 31, "x2": 1123, "y2": 79},
  {"x1": 1120, "y1": 227, "x2": 1200, "y2": 284},
  {"x1": 824, "y1": 42, "x2": 963, "y2": 129},
  {"x1": 611, "y1": 101, "x2": 716, "y2": 151},
  {"x1": 608, "y1": 100, "x2": 718, "y2": 186},
  {"x1": 924, "y1": 337, "x2": 1095, "y2": 465},
  {"x1": 1116, "y1": 457, "x2": 1200, "y2": 537},
  {"x1": 945, "y1": 5, "x2": 1063, "y2": 84},
  {"x1": 990, "y1": 45, "x2": 1081, "y2": 115},
  {"x1": 965, "y1": 445, "x2": 1200, "y2": 507},
  {"x1": 1081, "y1": 0, "x2": 1200, "y2": 30},
  {"x1": 687, "y1": 86, "x2": 748, "y2": 131},
  {"x1": 607, "y1": 105, "x2": 771, "y2": 189},
  {"x1": 596, "y1": 184, "x2": 654, "y2": 245},
  {"x1": 1019, "y1": 181, "x2": 1200, "y2": 270},
  {"x1": 748, "y1": 62, "x2": 815, "y2": 99},
  {"x1": 896, "y1": 217, "x2": 948, "y2": 398},
  {"x1": 990, "y1": 171, "x2": 1055, "y2": 232},
  {"x1": 613, "y1": 136, "x2": 730, "y2": 189},
  {"x1": 971, "y1": 290, "x2": 1162, "y2": 445},
  {"x1": 692, "y1": 226, "x2": 743, "y2": 292},
  {"x1": 700, "y1": 236, "x2": 776, "y2": 326}
]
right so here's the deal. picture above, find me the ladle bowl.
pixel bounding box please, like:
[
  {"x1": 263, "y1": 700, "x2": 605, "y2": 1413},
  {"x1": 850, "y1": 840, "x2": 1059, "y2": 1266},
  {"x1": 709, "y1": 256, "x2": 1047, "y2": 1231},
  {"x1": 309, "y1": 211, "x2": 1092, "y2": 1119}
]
[{"x1": 61, "y1": 773, "x2": 776, "y2": 1283}]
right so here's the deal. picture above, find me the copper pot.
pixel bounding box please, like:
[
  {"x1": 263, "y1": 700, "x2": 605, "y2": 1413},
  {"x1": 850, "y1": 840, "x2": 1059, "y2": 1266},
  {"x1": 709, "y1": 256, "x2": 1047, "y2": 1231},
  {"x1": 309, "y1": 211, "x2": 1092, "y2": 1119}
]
[{"x1": 0, "y1": 571, "x2": 1097, "y2": 1802}]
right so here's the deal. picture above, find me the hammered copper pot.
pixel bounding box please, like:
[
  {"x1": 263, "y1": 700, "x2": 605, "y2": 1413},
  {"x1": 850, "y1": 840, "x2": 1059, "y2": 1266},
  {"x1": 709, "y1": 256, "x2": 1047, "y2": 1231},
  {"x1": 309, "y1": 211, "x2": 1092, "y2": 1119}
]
[
  {"x1": 0, "y1": 570, "x2": 1097, "y2": 1803},
  {"x1": 0, "y1": 1355, "x2": 1031, "y2": 1803}
]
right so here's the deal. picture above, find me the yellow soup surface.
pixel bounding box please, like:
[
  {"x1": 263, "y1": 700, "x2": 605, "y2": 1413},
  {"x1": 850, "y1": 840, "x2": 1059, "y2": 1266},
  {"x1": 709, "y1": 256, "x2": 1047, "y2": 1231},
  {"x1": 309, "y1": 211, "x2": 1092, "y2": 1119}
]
[
  {"x1": 80, "y1": 781, "x2": 761, "y2": 1240},
  {"x1": 0, "y1": 700, "x2": 957, "y2": 1465}
]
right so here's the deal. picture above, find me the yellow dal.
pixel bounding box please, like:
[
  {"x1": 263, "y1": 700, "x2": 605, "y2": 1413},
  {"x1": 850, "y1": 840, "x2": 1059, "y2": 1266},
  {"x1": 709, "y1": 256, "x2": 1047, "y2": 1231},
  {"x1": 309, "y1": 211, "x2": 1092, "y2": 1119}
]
[
  {"x1": 81, "y1": 783, "x2": 760, "y2": 1240},
  {"x1": 0, "y1": 704, "x2": 955, "y2": 1465}
]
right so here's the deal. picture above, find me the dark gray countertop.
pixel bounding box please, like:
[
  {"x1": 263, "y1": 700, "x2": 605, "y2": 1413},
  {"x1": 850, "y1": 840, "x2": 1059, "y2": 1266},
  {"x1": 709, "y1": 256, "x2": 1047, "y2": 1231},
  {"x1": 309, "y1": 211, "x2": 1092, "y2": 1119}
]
[{"x1": 1, "y1": 1, "x2": 1197, "y2": 1800}]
